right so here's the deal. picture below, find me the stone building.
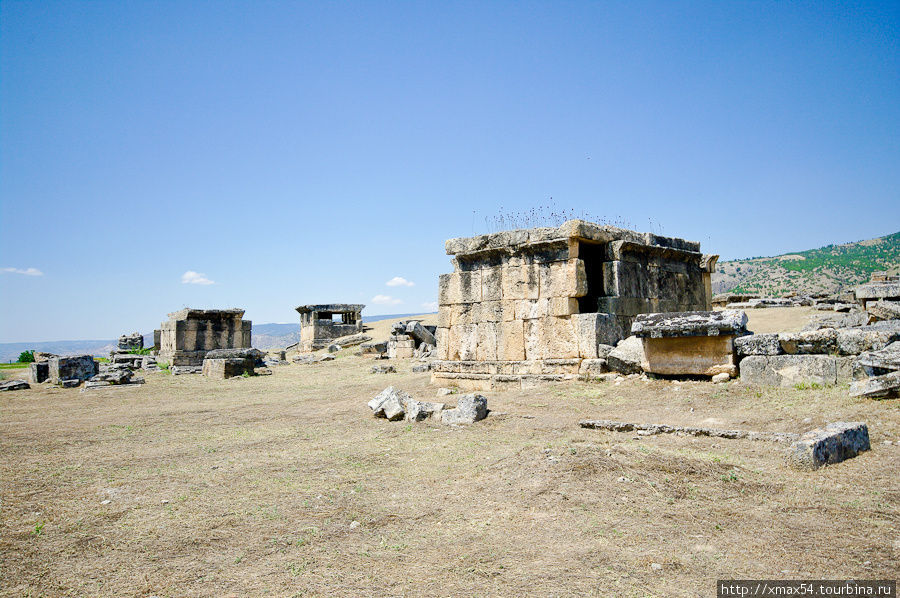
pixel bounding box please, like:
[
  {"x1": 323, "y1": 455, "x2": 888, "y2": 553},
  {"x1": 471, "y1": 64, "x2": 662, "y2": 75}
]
[
  {"x1": 431, "y1": 220, "x2": 717, "y2": 390},
  {"x1": 295, "y1": 304, "x2": 365, "y2": 351},
  {"x1": 157, "y1": 308, "x2": 252, "y2": 366}
]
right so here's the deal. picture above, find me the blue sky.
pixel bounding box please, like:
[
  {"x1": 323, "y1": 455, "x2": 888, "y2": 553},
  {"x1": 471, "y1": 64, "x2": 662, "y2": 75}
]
[{"x1": 1, "y1": 1, "x2": 898, "y2": 342}]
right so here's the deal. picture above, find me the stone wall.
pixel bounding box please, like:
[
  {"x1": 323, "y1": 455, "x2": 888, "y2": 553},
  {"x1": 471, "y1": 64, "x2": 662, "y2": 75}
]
[
  {"x1": 157, "y1": 309, "x2": 252, "y2": 366},
  {"x1": 432, "y1": 220, "x2": 715, "y2": 389},
  {"x1": 48, "y1": 355, "x2": 99, "y2": 384}
]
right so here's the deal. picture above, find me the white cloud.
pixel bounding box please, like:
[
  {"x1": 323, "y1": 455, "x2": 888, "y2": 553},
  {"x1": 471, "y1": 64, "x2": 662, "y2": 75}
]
[
  {"x1": 372, "y1": 294, "x2": 403, "y2": 305},
  {"x1": 386, "y1": 276, "x2": 415, "y2": 287},
  {"x1": 421, "y1": 301, "x2": 438, "y2": 311},
  {"x1": 1, "y1": 267, "x2": 43, "y2": 276},
  {"x1": 181, "y1": 270, "x2": 215, "y2": 285}
]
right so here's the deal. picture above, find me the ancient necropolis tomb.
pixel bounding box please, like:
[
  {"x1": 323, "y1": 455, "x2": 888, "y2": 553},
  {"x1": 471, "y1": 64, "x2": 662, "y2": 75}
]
[
  {"x1": 157, "y1": 308, "x2": 252, "y2": 366},
  {"x1": 295, "y1": 304, "x2": 365, "y2": 352},
  {"x1": 431, "y1": 220, "x2": 717, "y2": 390}
]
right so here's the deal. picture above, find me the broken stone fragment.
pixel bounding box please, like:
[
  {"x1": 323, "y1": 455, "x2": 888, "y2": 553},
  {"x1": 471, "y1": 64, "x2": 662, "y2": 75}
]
[
  {"x1": 711, "y1": 372, "x2": 731, "y2": 384},
  {"x1": 578, "y1": 358, "x2": 609, "y2": 377},
  {"x1": 849, "y1": 371, "x2": 900, "y2": 399},
  {"x1": 835, "y1": 328, "x2": 900, "y2": 355},
  {"x1": 406, "y1": 321, "x2": 437, "y2": 347},
  {"x1": 371, "y1": 364, "x2": 396, "y2": 374},
  {"x1": 631, "y1": 310, "x2": 748, "y2": 338},
  {"x1": 0, "y1": 379, "x2": 29, "y2": 391},
  {"x1": 786, "y1": 422, "x2": 870, "y2": 470},
  {"x1": 607, "y1": 336, "x2": 644, "y2": 375},
  {"x1": 59, "y1": 379, "x2": 80, "y2": 388},
  {"x1": 405, "y1": 399, "x2": 444, "y2": 422},
  {"x1": 90, "y1": 369, "x2": 134, "y2": 385},
  {"x1": 867, "y1": 300, "x2": 900, "y2": 321},
  {"x1": 368, "y1": 386, "x2": 410, "y2": 420},
  {"x1": 440, "y1": 394, "x2": 488, "y2": 425},
  {"x1": 739, "y1": 354, "x2": 854, "y2": 387}
]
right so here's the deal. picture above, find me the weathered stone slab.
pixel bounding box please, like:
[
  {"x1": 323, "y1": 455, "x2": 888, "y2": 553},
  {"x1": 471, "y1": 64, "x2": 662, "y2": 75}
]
[
  {"x1": 786, "y1": 422, "x2": 870, "y2": 470},
  {"x1": 171, "y1": 365, "x2": 203, "y2": 375},
  {"x1": 739, "y1": 355, "x2": 854, "y2": 387},
  {"x1": 202, "y1": 357, "x2": 255, "y2": 379},
  {"x1": 734, "y1": 333, "x2": 782, "y2": 356},
  {"x1": 855, "y1": 282, "x2": 900, "y2": 301},
  {"x1": 849, "y1": 371, "x2": 900, "y2": 399},
  {"x1": 631, "y1": 310, "x2": 747, "y2": 338},
  {"x1": 868, "y1": 300, "x2": 900, "y2": 321},
  {"x1": 578, "y1": 358, "x2": 609, "y2": 377},
  {"x1": 441, "y1": 394, "x2": 488, "y2": 424},
  {"x1": 778, "y1": 329, "x2": 837, "y2": 355},
  {"x1": 90, "y1": 369, "x2": 134, "y2": 384},
  {"x1": 641, "y1": 335, "x2": 738, "y2": 377},
  {"x1": 368, "y1": 386, "x2": 410, "y2": 421},
  {"x1": 856, "y1": 343, "x2": 900, "y2": 372},
  {"x1": 118, "y1": 332, "x2": 143, "y2": 351},
  {"x1": 405, "y1": 399, "x2": 444, "y2": 422},
  {"x1": 607, "y1": 336, "x2": 644, "y2": 375},
  {"x1": 205, "y1": 348, "x2": 264, "y2": 360},
  {"x1": 405, "y1": 322, "x2": 437, "y2": 347},
  {"x1": 59, "y1": 379, "x2": 80, "y2": 388},
  {"x1": 0, "y1": 379, "x2": 29, "y2": 391},
  {"x1": 331, "y1": 333, "x2": 373, "y2": 348},
  {"x1": 802, "y1": 312, "x2": 868, "y2": 332},
  {"x1": 835, "y1": 328, "x2": 900, "y2": 355},
  {"x1": 49, "y1": 355, "x2": 98, "y2": 384},
  {"x1": 371, "y1": 364, "x2": 396, "y2": 374}
]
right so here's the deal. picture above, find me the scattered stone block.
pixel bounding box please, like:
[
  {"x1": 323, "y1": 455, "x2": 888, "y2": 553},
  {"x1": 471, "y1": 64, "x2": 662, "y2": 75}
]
[
  {"x1": 835, "y1": 328, "x2": 900, "y2": 355},
  {"x1": 0, "y1": 379, "x2": 29, "y2": 391},
  {"x1": 411, "y1": 363, "x2": 432, "y2": 373},
  {"x1": 405, "y1": 399, "x2": 444, "y2": 422},
  {"x1": 59, "y1": 379, "x2": 81, "y2": 388},
  {"x1": 739, "y1": 355, "x2": 854, "y2": 387},
  {"x1": 406, "y1": 321, "x2": 437, "y2": 347},
  {"x1": 327, "y1": 344, "x2": 341, "y2": 353},
  {"x1": 171, "y1": 365, "x2": 203, "y2": 375},
  {"x1": 49, "y1": 355, "x2": 99, "y2": 384},
  {"x1": 868, "y1": 300, "x2": 900, "y2": 321},
  {"x1": 786, "y1": 422, "x2": 870, "y2": 470},
  {"x1": 118, "y1": 332, "x2": 143, "y2": 351},
  {"x1": 331, "y1": 333, "x2": 372, "y2": 348},
  {"x1": 712, "y1": 372, "x2": 731, "y2": 384},
  {"x1": 849, "y1": 371, "x2": 900, "y2": 399},
  {"x1": 440, "y1": 394, "x2": 488, "y2": 424},
  {"x1": 90, "y1": 369, "x2": 134, "y2": 384},
  {"x1": 371, "y1": 364, "x2": 396, "y2": 374},
  {"x1": 368, "y1": 386, "x2": 410, "y2": 420},
  {"x1": 734, "y1": 333, "x2": 782, "y2": 356},
  {"x1": 607, "y1": 336, "x2": 644, "y2": 375},
  {"x1": 579, "y1": 358, "x2": 609, "y2": 377},
  {"x1": 202, "y1": 357, "x2": 255, "y2": 380}
]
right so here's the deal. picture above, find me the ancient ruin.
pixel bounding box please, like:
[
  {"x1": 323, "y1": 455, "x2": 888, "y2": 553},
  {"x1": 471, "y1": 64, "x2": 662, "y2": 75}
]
[
  {"x1": 157, "y1": 308, "x2": 252, "y2": 366},
  {"x1": 295, "y1": 304, "x2": 365, "y2": 351},
  {"x1": 430, "y1": 220, "x2": 717, "y2": 390}
]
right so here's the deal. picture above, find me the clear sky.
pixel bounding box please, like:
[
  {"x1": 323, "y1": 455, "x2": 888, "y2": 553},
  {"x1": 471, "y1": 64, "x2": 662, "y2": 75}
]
[{"x1": 1, "y1": 1, "x2": 898, "y2": 342}]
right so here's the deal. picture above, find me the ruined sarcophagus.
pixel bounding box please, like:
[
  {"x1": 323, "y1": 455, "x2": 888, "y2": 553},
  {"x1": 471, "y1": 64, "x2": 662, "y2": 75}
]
[
  {"x1": 157, "y1": 308, "x2": 252, "y2": 366},
  {"x1": 431, "y1": 220, "x2": 717, "y2": 390},
  {"x1": 631, "y1": 310, "x2": 747, "y2": 378}
]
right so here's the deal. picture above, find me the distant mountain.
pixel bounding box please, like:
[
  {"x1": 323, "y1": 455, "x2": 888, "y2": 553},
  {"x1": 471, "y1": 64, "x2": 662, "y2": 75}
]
[
  {"x1": 0, "y1": 313, "x2": 438, "y2": 362},
  {"x1": 712, "y1": 231, "x2": 900, "y2": 296}
]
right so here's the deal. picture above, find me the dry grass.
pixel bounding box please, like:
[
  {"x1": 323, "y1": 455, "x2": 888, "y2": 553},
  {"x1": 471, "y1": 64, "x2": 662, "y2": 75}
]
[{"x1": 2, "y1": 323, "x2": 899, "y2": 596}]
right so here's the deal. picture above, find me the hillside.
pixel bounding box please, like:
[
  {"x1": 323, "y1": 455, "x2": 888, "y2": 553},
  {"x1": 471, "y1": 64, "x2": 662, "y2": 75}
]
[{"x1": 712, "y1": 231, "x2": 900, "y2": 296}]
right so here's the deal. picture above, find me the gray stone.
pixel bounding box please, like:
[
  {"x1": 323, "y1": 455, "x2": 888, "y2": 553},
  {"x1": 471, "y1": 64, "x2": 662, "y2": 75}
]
[
  {"x1": 856, "y1": 344, "x2": 900, "y2": 372},
  {"x1": 597, "y1": 344, "x2": 615, "y2": 359},
  {"x1": 849, "y1": 371, "x2": 900, "y2": 399},
  {"x1": 411, "y1": 363, "x2": 432, "y2": 373},
  {"x1": 59, "y1": 379, "x2": 81, "y2": 388},
  {"x1": 739, "y1": 354, "x2": 855, "y2": 387},
  {"x1": 855, "y1": 282, "x2": 900, "y2": 301},
  {"x1": 868, "y1": 300, "x2": 900, "y2": 321},
  {"x1": 118, "y1": 332, "x2": 143, "y2": 351},
  {"x1": 607, "y1": 336, "x2": 644, "y2": 375},
  {"x1": 405, "y1": 399, "x2": 444, "y2": 422},
  {"x1": 0, "y1": 379, "x2": 30, "y2": 391},
  {"x1": 786, "y1": 422, "x2": 870, "y2": 470},
  {"x1": 734, "y1": 333, "x2": 781, "y2": 356},
  {"x1": 331, "y1": 333, "x2": 373, "y2": 348},
  {"x1": 368, "y1": 386, "x2": 409, "y2": 421},
  {"x1": 327, "y1": 344, "x2": 341, "y2": 353},
  {"x1": 578, "y1": 358, "x2": 609, "y2": 377},
  {"x1": 204, "y1": 348, "x2": 264, "y2": 360},
  {"x1": 441, "y1": 394, "x2": 488, "y2": 424},
  {"x1": 802, "y1": 312, "x2": 869, "y2": 332},
  {"x1": 406, "y1": 321, "x2": 437, "y2": 347},
  {"x1": 90, "y1": 369, "x2": 134, "y2": 385},
  {"x1": 631, "y1": 309, "x2": 747, "y2": 338},
  {"x1": 712, "y1": 372, "x2": 731, "y2": 384},
  {"x1": 49, "y1": 355, "x2": 99, "y2": 384},
  {"x1": 778, "y1": 329, "x2": 837, "y2": 355},
  {"x1": 371, "y1": 364, "x2": 396, "y2": 374},
  {"x1": 835, "y1": 328, "x2": 900, "y2": 355},
  {"x1": 572, "y1": 313, "x2": 624, "y2": 358},
  {"x1": 29, "y1": 362, "x2": 49, "y2": 383},
  {"x1": 171, "y1": 365, "x2": 202, "y2": 375},
  {"x1": 360, "y1": 341, "x2": 388, "y2": 355}
]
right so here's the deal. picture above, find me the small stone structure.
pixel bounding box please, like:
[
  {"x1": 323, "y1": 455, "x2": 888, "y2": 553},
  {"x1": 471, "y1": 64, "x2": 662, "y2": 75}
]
[
  {"x1": 202, "y1": 348, "x2": 263, "y2": 379},
  {"x1": 48, "y1": 355, "x2": 99, "y2": 385},
  {"x1": 157, "y1": 308, "x2": 252, "y2": 366},
  {"x1": 295, "y1": 304, "x2": 364, "y2": 352},
  {"x1": 118, "y1": 332, "x2": 143, "y2": 351},
  {"x1": 631, "y1": 310, "x2": 747, "y2": 377},
  {"x1": 431, "y1": 220, "x2": 716, "y2": 390},
  {"x1": 29, "y1": 361, "x2": 50, "y2": 383}
]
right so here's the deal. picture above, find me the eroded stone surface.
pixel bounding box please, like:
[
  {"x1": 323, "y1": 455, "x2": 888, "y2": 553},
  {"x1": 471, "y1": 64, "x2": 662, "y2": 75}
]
[
  {"x1": 739, "y1": 354, "x2": 854, "y2": 387},
  {"x1": 440, "y1": 394, "x2": 488, "y2": 424},
  {"x1": 735, "y1": 333, "x2": 782, "y2": 356},
  {"x1": 849, "y1": 371, "x2": 900, "y2": 399},
  {"x1": 786, "y1": 422, "x2": 870, "y2": 470},
  {"x1": 631, "y1": 310, "x2": 747, "y2": 338},
  {"x1": 607, "y1": 336, "x2": 645, "y2": 375},
  {"x1": 0, "y1": 379, "x2": 29, "y2": 391}
]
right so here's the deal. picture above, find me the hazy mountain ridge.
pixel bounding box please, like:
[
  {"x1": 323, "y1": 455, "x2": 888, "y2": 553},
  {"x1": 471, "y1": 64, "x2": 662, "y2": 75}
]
[{"x1": 712, "y1": 231, "x2": 900, "y2": 296}]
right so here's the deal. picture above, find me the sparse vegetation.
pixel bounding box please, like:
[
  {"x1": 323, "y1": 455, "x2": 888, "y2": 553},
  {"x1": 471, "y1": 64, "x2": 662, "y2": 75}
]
[
  {"x1": 17, "y1": 350, "x2": 35, "y2": 363},
  {"x1": 484, "y1": 204, "x2": 636, "y2": 233}
]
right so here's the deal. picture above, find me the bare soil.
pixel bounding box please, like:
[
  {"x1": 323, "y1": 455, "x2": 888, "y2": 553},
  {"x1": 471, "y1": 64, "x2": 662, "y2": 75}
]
[{"x1": 2, "y1": 314, "x2": 898, "y2": 596}]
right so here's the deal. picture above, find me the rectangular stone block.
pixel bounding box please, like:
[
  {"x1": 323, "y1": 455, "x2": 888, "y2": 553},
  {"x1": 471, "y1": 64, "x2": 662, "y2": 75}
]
[
  {"x1": 542, "y1": 260, "x2": 588, "y2": 298},
  {"x1": 501, "y1": 264, "x2": 540, "y2": 300},
  {"x1": 549, "y1": 297, "x2": 579, "y2": 317},
  {"x1": 515, "y1": 298, "x2": 549, "y2": 320},
  {"x1": 641, "y1": 336, "x2": 738, "y2": 377},
  {"x1": 481, "y1": 266, "x2": 502, "y2": 301},
  {"x1": 202, "y1": 357, "x2": 254, "y2": 380},
  {"x1": 438, "y1": 271, "x2": 482, "y2": 305},
  {"x1": 479, "y1": 301, "x2": 503, "y2": 323},
  {"x1": 435, "y1": 328, "x2": 450, "y2": 361},
  {"x1": 476, "y1": 322, "x2": 499, "y2": 361},
  {"x1": 437, "y1": 306, "x2": 451, "y2": 329},
  {"x1": 449, "y1": 324, "x2": 478, "y2": 361},
  {"x1": 49, "y1": 355, "x2": 98, "y2": 384},
  {"x1": 739, "y1": 354, "x2": 855, "y2": 387},
  {"x1": 543, "y1": 316, "x2": 580, "y2": 359},
  {"x1": 498, "y1": 320, "x2": 526, "y2": 361},
  {"x1": 786, "y1": 422, "x2": 870, "y2": 470},
  {"x1": 450, "y1": 304, "x2": 475, "y2": 326},
  {"x1": 524, "y1": 318, "x2": 545, "y2": 361},
  {"x1": 572, "y1": 313, "x2": 625, "y2": 358}
]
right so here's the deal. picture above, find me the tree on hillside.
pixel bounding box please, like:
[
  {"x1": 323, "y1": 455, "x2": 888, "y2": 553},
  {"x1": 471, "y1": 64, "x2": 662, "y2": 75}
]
[{"x1": 17, "y1": 350, "x2": 35, "y2": 363}]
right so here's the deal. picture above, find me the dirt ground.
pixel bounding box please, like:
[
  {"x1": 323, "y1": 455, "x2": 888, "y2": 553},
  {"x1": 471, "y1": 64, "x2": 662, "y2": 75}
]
[{"x1": 2, "y1": 313, "x2": 898, "y2": 597}]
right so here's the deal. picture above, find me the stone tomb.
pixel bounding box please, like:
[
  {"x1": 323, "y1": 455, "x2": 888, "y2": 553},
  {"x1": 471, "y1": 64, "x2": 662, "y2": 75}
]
[
  {"x1": 295, "y1": 304, "x2": 364, "y2": 352},
  {"x1": 431, "y1": 219, "x2": 717, "y2": 390},
  {"x1": 48, "y1": 355, "x2": 99, "y2": 385},
  {"x1": 202, "y1": 348, "x2": 263, "y2": 379},
  {"x1": 631, "y1": 310, "x2": 747, "y2": 377},
  {"x1": 157, "y1": 308, "x2": 252, "y2": 366}
]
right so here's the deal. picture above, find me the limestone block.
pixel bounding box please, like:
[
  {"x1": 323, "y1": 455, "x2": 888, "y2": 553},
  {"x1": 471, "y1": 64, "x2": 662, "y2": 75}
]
[
  {"x1": 739, "y1": 355, "x2": 855, "y2": 387},
  {"x1": 437, "y1": 306, "x2": 451, "y2": 329},
  {"x1": 501, "y1": 264, "x2": 540, "y2": 300},
  {"x1": 579, "y1": 359, "x2": 609, "y2": 376},
  {"x1": 734, "y1": 333, "x2": 782, "y2": 356},
  {"x1": 515, "y1": 298, "x2": 549, "y2": 320},
  {"x1": 202, "y1": 357, "x2": 254, "y2": 379},
  {"x1": 49, "y1": 355, "x2": 99, "y2": 384},
  {"x1": 438, "y1": 271, "x2": 482, "y2": 305},
  {"x1": 835, "y1": 328, "x2": 900, "y2": 356},
  {"x1": 549, "y1": 297, "x2": 579, "y2": 317},
  {"x1": 449, "y1": 324, "x2": 478, "y2": 361},
  {"x1": 435, "y1": 328, "x2": 450, "y2": 361},
  {"x1": 478, "y1": 301, "x2": 503, "y2": 323},
  {"x1": 476, "y1": 322, "x2": 499, "y2": 361},
  {"x1": 542, "y1": 260, "x2": 587, "y2": 298},
  {"x1": 449, "y1": 304, "x2": 475, "y2": 327},
  {"x1": 441, "y1": 394, "x2": 488, "y2": 424},
  {"x1": 500, "y1": 300, "x2": 518, "y2": 321},
  {"x1": 640, "y1": 336, "x2": 738, "y2": 377},
  {"x1": 0, "y1": 379, "x2": 29, "y2": 391},
  {"x1": 849, "y1": 371, "x2": 900, "y2": 399},
  {"x1": 481, "y1": 266, "x2": 502, "y2": 301},
  {"x1": 498, "y1": 320, "x2": 526, "y2": 361},
  {"x1": 524, "y1": 319, "x2": 545, "y2": 361},
  {"x1": 868, "y1": 300, "x2": 900, "y2": 321},
  {"x1": 406, "y1": 322, "x2": 437, "y2": 346},
  {"x1": 573, "y1": 313, "x2": 625, "y2": 358},
  {"x1": 786, "y1": 422, "x2": 870, "y2": 470},
  {"x1": 778, "y1": 329, "x2": 837, "y2": 355},
  {"x1": 631, "y1": 310, "x2": 747, "y2": 338},
  {"x1": 607, "y1": 336, "x2": 644, "y2": 375},
  {"x1": 543, "y1": 316, "x2": 580, "y2": 359}
]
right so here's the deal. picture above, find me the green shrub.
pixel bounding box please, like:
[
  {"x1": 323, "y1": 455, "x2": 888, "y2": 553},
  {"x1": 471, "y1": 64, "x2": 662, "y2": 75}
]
[{"x1": 17, "y1": 350, "x2": 35, "y2": 363}]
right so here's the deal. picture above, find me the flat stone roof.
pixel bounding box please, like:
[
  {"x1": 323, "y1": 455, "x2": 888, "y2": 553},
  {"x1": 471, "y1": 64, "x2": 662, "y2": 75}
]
[
  {"x1": 167, "y1": 308, "x2": 246, "y2": 320},
  {"x1": 295, "y1": 304, "x2": 365, "y2": 314},
  {"x1": 445, "y1": 219, "x2": 701, "y2": 257}
]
